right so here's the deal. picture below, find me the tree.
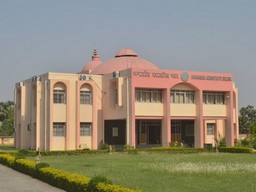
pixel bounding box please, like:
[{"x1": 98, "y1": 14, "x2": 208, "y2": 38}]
[
  {"x1": 0, "y1": 101, "x2": 14, "y2": 122},
  {"x1": 0, "y1": 101, "x2": 14, "y2": 136},
  {"x1": 239, "y1": 105, "x2": 256, "y2": 134}
]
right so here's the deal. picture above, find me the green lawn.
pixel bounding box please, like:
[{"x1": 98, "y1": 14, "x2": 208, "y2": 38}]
[
  {"x1": 0, "y1": 145, "x2": 17, "y2": 152},
  {"x1": 36, "y1": 152, "x2": 256, "y2": 192}
]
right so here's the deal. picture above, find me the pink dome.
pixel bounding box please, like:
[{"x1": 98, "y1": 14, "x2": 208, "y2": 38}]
[
  {"x1": 91, "y1": 48, "x2": 158, "y2": 75},
  {"x1": 115, "y1": 48, "x2": 138, "y2": 57},
  {"x1": 80, "y1": 49, "x2": 102, "y2": 74}
]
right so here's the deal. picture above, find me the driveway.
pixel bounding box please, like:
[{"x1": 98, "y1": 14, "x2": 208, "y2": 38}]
[{"x1": 0, "y1": 165, "x2": 65, "y2": 192}]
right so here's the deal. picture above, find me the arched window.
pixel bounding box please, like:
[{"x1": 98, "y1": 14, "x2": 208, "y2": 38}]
[
  {"x1": 53, "y1": 82, "x2": 66, "y2": 104},
  {"x1": 80, "y1": 84, "x2": 92, "y2": 105}
]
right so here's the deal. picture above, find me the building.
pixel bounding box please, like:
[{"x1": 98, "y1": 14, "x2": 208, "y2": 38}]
[{"x1": 14, "y1": 48, "x2": 239, "y2": 150}]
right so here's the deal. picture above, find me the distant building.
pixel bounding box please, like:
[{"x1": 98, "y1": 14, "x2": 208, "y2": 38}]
[{"x1": 14, "y1": 48, "x2": 239, "y2": 150}]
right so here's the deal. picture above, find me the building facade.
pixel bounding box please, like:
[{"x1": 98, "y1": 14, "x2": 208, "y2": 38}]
[{"x1": 14, "y1": 48, "x2": 239, "y2": 150}]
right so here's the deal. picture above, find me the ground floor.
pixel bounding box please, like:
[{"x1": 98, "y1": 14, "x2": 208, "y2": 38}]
[{"x1": 103, "y1": 118, "x2": 229, "y2": 148}]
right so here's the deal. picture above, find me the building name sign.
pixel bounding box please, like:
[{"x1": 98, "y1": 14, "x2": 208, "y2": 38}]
[
  {"x1": 133, "y1": 71, "x2": 232, "y2": 81},
  {"x1": 191, "y1": 75, "x2": 232, "y2": 81},
  {"x1": 133, "y1": 71, "x2": 178, "y2": 79}
]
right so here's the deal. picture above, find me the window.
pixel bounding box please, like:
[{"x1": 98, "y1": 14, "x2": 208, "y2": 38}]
[
  {"x1": 80, "y1": 123, "x2": 92, "y2": 136},
  {"x1": 53, "y1": 90, "x2": 65, "y2": 104},
  {"x1": 171, "y1": 90, "x2": 195, "y2": 103},
  {"x1": 112, "y1": 127, "x2": 118, "y2": 137},
  {"x1": 207, "y1": 123, "x2": 215, "y2": 135},
  {"x1": 80, "y1": 91, "x2": 92, "y2": 104},
  {"x1": 135, "y1": 89, "x2": 162, "y2": 103},
  {"x1": 53, "y1": 123, "x2": 65, "y2": 136},
  {"x1": 203, "y1": 92, "x2": 225, "y2": 104}
]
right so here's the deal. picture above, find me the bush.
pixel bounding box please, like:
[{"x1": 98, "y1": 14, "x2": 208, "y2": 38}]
[
  {"x1": 101, "y1": 143, "x2": 110, "y2": 150},
  {"x1": 17, "y1": 149, "x2": 35, "y2": 156},
  {"x1": 87, "y1": 175, "x2": 112, "y2": 192},
  {"x1": 39, "y1": 167, "x2": 90, "y2": 192},
  {"x1": 96, "y1": 183, "x2": 142, "y2": 192},
  {"x1": 0, "y1": 154, "x2": 140, "y2": 192},
  {"x1": 35, "y1": 162, "x2": 50, "y2": 170},
  {"x1": 0, "y1": 154, "x2": 15, "y2": 167},
  {"x1": 218, "y1": 147, "x2": 253, "y2": 153},
  {"x1": 13, "y1": 159, "x2": 37, "y2": 176},
  {"x1": 218, "y1": 138, "x2": 227, "y2": 147},
  {"x1": 241, "y1": 138, "x2": 251, "y2": 147}
]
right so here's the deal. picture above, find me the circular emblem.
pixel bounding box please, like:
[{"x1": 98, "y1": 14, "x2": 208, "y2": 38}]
[{"x1": 181, "y1": 72, "x2": 189, "y2": 81}]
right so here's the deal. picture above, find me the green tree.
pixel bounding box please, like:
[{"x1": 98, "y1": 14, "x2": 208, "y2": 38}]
[
  {"x1": 0, "y1": 101, "x2": 14, "y2": 136},
  {"x1": 239, "y1": 105, "x2": 256, "y2": 134}
]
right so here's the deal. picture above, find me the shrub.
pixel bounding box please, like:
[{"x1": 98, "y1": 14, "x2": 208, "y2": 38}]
[
  {"x1": 96, "y1": 182, "x2": 142, "y2": 192},
  {"x1": 0, "y1": 154, "x2": 15, "y2": 167},
  {"x1": 87, "y1": 175, "x2": 112, "y2": 192},
  {"x1": 218, "y1": 147, "x2": 253, "y2": 153},
  {"x1": 35, "y1": 162, "x2": 50, "y2": 170},
  {"x1": 101, "y1": 143, "x2": 110, "y2": 150},
  {"x1": 241, "y1": 138, "x2": 251, "y2": 147},
  {"x1": 13, "y1": 158, "x2": 37, "y2": 176},
  {"x1": 218, "y1": 137, "x2": 227, "y2": 147},
  {"x1": 39, "y1": 167, "x2": 90, "y2": 192},
  {"x1": 17, "y1": 149, "x2": 35, "y2": 156}
]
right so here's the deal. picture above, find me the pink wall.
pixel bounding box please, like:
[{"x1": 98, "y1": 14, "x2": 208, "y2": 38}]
[{"x1": 130, "y1": 68, "x2": 236, "y2": 147}]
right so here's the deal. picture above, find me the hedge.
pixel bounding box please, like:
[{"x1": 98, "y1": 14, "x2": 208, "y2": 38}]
[
  {"x1": 0, "y1": 154, "x2": 15, "y2": 167},
  {"x1": 96, "y1": 183, "x2": 142, "y2": 192},
  {"x1": 39, "y1": 167, "x2": 90, "y2": 192},
  {"x1": 0, "y1": 154, "x2": 141, "y2": 192},
  {"x1": 122, "y1": 147, "x2": 208, "y2": 154},
  {"x1": 218, "y1": 147, "x2": 253, "y2": 153}
]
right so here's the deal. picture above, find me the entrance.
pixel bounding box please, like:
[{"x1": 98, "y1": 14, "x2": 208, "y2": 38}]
[
  {"x1": 171, "y1": 120, "x2": 194, "y2": 147},
  {"x1": 104, "y1": 120, "x2": 126, "y2": 145},
  {"x1": 136, "y1": 120, "x2": 161, "y2": 146}
]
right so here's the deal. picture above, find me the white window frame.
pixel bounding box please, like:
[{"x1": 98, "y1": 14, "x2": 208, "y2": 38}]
[
  {"x1": 80, "y1": 122, "x2": 92, "y2": 136},
  {"x1": 135, "y1": 89, "x2": 163, "y2": 103},
  {"x1": 80, "y1": 91, "x2": 92, "y2": 104},
  {"x1": 53, "y1": 90, "x2": 65, "y2": 104},
  {"x1": 171, "y1": 90, "x2": 195, "y2": 104},
  {"x1": 207, "y1": 123, "x2": 215, "y2": 135},
  {"x1": 53, "y1": 123, "x2": 65, "y2": 136},
  {"x1": 203, "y1": 92, "x2": 225, "y2": 105}
]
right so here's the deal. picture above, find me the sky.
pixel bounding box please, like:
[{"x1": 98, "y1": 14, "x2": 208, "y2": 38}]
[{"x1": 0, "y1": 0, "x2": 255, "y2": 109}]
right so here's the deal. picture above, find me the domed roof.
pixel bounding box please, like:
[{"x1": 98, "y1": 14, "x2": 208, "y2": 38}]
[
  {"x1": 115, "y1": 48, "x2": 138, "y2": 57},
  {"x1": 80, "y1": 49, "x2": 102, "y2": 74},
  {"x1": 91, "y1": 48, "x2": 158, "y2": 75}
]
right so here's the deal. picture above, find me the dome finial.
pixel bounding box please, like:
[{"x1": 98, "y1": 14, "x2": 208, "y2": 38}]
[
  {"x1": 92, "y1": 48, "x2": 100, "y2": 61},
  {"x1": 93, "y1": 48, "x2": 98, "y2": 56}
]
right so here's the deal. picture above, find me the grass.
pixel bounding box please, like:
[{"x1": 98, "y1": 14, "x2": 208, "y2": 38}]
[
  {"x1": 34, "y1": 152, "x2": 256, "y2": 192},
  {"x1": 0, "y1": 144, "x2": 17, "y2": 153}
]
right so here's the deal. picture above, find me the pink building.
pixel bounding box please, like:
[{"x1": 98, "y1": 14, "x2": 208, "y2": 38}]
[{"x1": 14, "y1": 48, "x2": 238, "y2": 150}]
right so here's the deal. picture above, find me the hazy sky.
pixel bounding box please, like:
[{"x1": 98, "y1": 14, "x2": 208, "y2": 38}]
[{"x1": 0, "y1": 1, "x2": 255, "y2": 108}]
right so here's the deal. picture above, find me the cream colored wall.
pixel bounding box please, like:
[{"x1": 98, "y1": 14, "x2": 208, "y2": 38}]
[
  {"x1": 48, "y1": 73, "x2": 103, "y2": 150},
  {"x1": 204, "y1": 119, "x2": 225, "y2": 147},
  {"x1": 52, "y1": 137, "x2": 65, "y2": 150},
  {"x1": 102, "y1": 76, "x2": 127, "y2": 119},
  {"x1": 135, "y1": 103, "x2": 164, "y2": 116},
  {"x1": 80, "y1": 105, "x2": 92, "y2": 122},
  {"x1": 53, "y1": 104, "x2": 66, "y2": 121},
  {"x1": 217, "y1": 119, "x2": 225, "y2": 137},
  {"x1": 79, "y1": 136, "x2": 92, "y2": 149},
  {"x1": 204, "y1": 120, "x2": 215, "y2": 145},
  {"x1": 203, "y1": 105, "x2": 226, "y2": 116},
  {"x1": 170, "y1": 104, "x2": 196, "y2": 116}
]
